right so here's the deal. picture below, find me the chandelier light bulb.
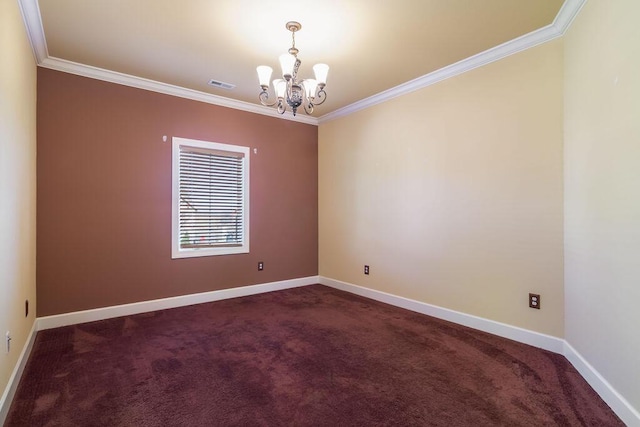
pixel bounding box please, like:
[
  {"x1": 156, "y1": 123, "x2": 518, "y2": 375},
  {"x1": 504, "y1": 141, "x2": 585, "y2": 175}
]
[
  {"x1": 279, "y1": 53, "x2": 296, "y2": 80},
  {"x1": 303, "y1": 79, "x2": 318, "y2": 100},
  {"x1": 256, "y1": 66, "x2": 273, "y2": 89},
  {"x1": 273, "y1": 79, "x2": 286, "y2": 99},
  {"x1": 313, "y1": 64, "x2": 329, "y2": 87}
]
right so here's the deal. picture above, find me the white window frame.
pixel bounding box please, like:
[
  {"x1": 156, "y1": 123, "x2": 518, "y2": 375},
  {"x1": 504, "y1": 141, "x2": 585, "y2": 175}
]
[{"x1": 171, "y1": 137, "x2": 250, "y2": 259}]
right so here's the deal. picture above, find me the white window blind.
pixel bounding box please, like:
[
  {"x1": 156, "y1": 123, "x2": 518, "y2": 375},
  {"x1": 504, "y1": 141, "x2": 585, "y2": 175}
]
[{"x1": 172, "y1": 138, "x2": 249, "y2": 258}]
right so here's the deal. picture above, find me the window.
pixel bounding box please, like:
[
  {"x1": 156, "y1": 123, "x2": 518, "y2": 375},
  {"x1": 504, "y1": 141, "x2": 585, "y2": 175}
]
[{"x1": 172, "y1": 137, "x2": 250, "y2": 258}]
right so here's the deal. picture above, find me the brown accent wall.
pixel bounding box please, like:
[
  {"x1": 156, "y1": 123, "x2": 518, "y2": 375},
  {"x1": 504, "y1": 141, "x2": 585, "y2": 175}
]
[{"x1": 37, "y1": 69, "x2": 318, "y2": 316}]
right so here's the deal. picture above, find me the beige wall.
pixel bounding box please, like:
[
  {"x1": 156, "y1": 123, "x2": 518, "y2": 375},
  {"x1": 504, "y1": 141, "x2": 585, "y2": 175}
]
[
  {"x1": 0, "y1": 0, "x2": 38, "y2": 413},
  {"x1": 564, "y1": 0, "x2": 640, "y2": 413},
  {"x1": 319, "y1": 40, "x2": 565, "y2": 337}
]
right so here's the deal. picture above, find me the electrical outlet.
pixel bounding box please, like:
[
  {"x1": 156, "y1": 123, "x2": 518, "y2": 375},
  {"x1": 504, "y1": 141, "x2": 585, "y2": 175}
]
[
  {"x1": 529, "y1": 293, "x2": 541, "y2": 309},
  {"x1": 6, "y1": 332, "x2": 11, "y2": 353},
  {"x1": 258, "y1": 261, "x2": 264, "y2": 271},
  {"x1": 364, "y1": 265, "x2": 370, "y2": 275}
]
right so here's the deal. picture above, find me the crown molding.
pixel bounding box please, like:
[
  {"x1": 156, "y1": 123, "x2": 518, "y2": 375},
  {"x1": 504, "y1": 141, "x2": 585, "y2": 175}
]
[
  {"x1": 17, "y1": 0, "x2": 318, "y2": 126},
  {"x1": 17, "y1": 0, "x2": 48, "y2": 63},
  {"x1": 553, "y1": 0, "x2": 588, "y2": 35},
  {"x1": 38, "y1": 56, "x2": 319, "y2": 125},
  {"x1": 318, "y1": 0, "x2": 587, "y2": 124},
  {"x1": 19, "y1": 0, "x2": 585, "y2": 127}
]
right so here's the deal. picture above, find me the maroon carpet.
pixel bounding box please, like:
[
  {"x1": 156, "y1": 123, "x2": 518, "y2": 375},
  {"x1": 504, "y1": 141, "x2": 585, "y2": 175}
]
[{"x1": 6, "y1": 285, "x2": 622, "y2": 426}]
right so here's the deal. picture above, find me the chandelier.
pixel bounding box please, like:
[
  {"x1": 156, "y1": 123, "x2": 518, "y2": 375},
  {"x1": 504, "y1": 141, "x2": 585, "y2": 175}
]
[{"x1": 256, "y1": 21, "x2": 329, "y2": 116}]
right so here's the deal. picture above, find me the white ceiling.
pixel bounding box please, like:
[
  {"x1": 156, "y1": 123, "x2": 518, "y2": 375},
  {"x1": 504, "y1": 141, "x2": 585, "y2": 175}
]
[{"x1": 20, "y1": 0, "x2": 583, "y2": 124}]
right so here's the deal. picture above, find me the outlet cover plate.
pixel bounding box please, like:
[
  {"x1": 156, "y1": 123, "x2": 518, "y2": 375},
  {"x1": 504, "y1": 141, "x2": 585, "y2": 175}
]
[{"x1": 529, "y1": 293, "x2": 541, "y2": 309}]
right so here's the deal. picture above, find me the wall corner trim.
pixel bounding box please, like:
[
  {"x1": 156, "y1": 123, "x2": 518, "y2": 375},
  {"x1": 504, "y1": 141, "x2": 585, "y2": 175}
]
[
  {"x1": 17, "y1": 0, "x2": 47, "y2": 63},
  {"x1": 563, "y1": 341, "x2": 640, "y2": 426},
  {"x1": 0, "y1": 321, "x2": 38, "y2": 425},
  {"x1": 552, "y1": 0, "x2": 588, "y2": 35}
]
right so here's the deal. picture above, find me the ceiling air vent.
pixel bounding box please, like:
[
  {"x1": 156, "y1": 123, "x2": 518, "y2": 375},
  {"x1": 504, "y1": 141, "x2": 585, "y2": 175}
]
[{"x1": 208, "y1": 79, "x2": 235, "y2": 90}]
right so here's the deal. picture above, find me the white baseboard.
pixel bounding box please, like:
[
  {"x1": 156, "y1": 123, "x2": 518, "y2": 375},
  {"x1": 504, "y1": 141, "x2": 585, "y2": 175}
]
[
  {"x1": 319, "y1": 276, "x2": 639, "y2": 426},
  {"x1": 37, "y1": 276, "x2": 319, "y2": 331},
  {"x1": 319, "y1": 276, "x2": 564, "y2": 353},
  {"x1": 563, "y1": 341, "x2": 640, "y2": 426},
  {"x1": 0, "y1": 320, "x2": 37, "y2": 426},
  {"x1": 1, "y1": 276, "x2": 317, "y2": 424},
  {"x1": 5, "y1": 276, "x2": 637, "y2": 426}
]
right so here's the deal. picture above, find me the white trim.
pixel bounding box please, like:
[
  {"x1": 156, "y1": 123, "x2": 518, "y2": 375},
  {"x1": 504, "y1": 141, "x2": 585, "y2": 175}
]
[
  {"x1": 18, "y1": 0, "x2": 586, "y2": 126},
  {"x1": 38, "y1": 57, "x2": 319, "y2": 126},
  {"x1": 171, "y1": 137, "x2": 250, "y2": 259},
  {"x1": 0, "y1": 321, "x2": 38, "y2": 426},
  {"x1": 4, "y1": 276, "x2": 637, "y2": 426},
  {"x1": 36, "y1": 276, "x2": 319, "y2": 330},
  {"x1": 17, "y1": 0, "x2": 318, "y2": 124},
  {"x1": 1, "y1": 277, "x2": 317, "y2": 421},
  {"x1": 316, "y1": 0, "x2": 587, "y2": 124},
  {"x1": 319, "y1": 276, "x2": 564, "y2": 353},
  {"x1": 552, "y1": 0, "x2": 588, "y2": 35},
  {"x1": 563, "y1": 342, "x2": 640, "y2": 427},
  {"x1": 17, "y1": 0, "x2": 47, "y2": 63},
  {"x1": 319, "y1": 276, "x2": 639, "y2": 425},
  {"x1": 318, "y1": 25, "x2": 558, "y2": 123}
]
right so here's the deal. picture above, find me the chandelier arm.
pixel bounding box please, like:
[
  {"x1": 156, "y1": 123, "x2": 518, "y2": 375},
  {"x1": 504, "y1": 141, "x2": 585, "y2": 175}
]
[
  {"x1": 304, "y1": 102, "x2": 314, "y2": 115},
  {"x1": 313, "y1": 89, "x2": 327, "y2": 106},
  {"x1": 277, "y1": 100, "x2": 286, "y2": 115},
  {"x1": 259, "y1": 90, "x2": 278, "y2": 107}
]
